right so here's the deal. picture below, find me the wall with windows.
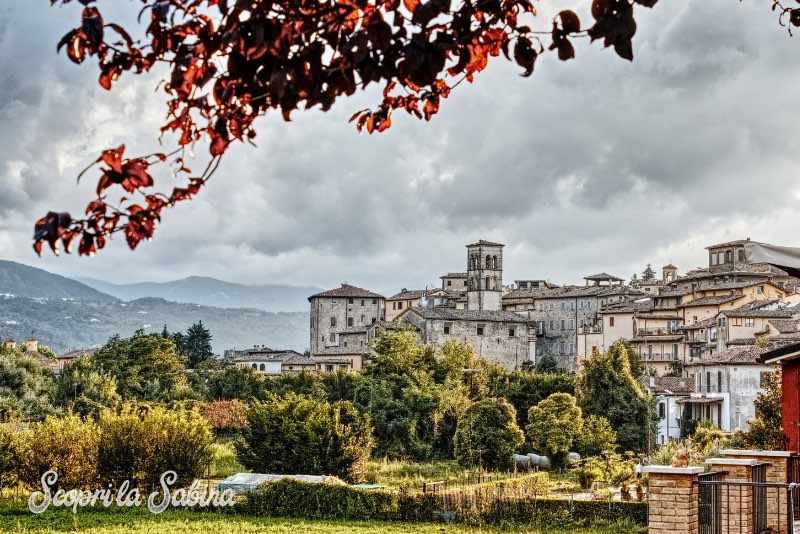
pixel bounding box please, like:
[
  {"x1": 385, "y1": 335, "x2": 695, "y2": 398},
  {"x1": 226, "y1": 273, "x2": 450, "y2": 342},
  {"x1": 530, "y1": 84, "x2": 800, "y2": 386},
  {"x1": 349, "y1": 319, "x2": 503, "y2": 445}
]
[{"x1": 309, "y1": 296, "x2": 384, "y2": 355}]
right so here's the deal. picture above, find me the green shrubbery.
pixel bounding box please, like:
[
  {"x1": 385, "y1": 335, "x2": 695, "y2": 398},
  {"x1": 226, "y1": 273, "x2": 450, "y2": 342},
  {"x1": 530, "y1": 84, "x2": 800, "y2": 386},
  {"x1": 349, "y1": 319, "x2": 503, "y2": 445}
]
[
  {"x1": 11, "y1": 405, "x2": 213, "y2": 490},
  {"x1": 236, "y1": 393, "x2": 373, "y2": 483},
  {"x1": 239, "y1": 474, "x2": 647, "y2": 528},
  {"x1": 453, "y1": 398, "x2": 524, "y2": 471}
]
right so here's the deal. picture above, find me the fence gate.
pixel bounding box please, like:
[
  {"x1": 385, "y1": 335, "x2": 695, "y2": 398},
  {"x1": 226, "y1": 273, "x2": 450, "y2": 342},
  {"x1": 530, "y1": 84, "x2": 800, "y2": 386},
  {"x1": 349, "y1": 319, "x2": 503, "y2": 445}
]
[
  {"x1": 699, "y1": 471, "x2": 724, "y2": 534},
  {"x1": 752, "y1": 463, "x2": 768, "y2": 534}
]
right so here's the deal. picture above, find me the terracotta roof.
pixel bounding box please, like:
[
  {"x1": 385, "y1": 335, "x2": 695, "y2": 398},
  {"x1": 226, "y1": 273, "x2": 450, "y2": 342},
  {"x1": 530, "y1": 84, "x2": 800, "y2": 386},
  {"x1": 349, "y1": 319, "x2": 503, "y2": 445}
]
[
  {"x1": 639, "y1": 376, "x2": 695, "y2": 396},
  {"x1": 309, "y1": 284, "x2": 385, "y2": 300},
  {"x1": 688, "y1": 345, "x2": 770, "y2": 365},
  {"x1": 584, "y1": 273, "x2": 624, "y2": 281},
  {"x1": 466, "y1": 240, "x2": 504, "y2": 247},
  {"x1": 678, "y1": 295, "x2": 740, "y2": 308},
  {"x1": 769, "y1": 319, "x2": 798, "y2": 334},
  {"x1": 406, "y1": 307, "x2": 529, "y2": 323}
]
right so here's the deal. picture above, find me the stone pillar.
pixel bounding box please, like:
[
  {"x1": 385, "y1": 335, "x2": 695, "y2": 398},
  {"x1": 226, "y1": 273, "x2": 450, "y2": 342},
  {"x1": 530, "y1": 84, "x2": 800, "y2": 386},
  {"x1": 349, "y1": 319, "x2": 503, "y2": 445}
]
[
  {"x1": 643, "y1": 466, "x2": 703, "y2": 534},
  {"x1": 719, "y1": 449, "x2": 793, "y2": 533},
  {"x1": 705, "y1": 457, "x2": 758, "y2": 533}
]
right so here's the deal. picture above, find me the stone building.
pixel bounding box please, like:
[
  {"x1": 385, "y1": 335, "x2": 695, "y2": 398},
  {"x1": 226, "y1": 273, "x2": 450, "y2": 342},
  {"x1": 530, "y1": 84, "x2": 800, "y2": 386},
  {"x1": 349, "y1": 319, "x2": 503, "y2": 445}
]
[
  {"x1": 308, "y1": 284, "x2": 385, "y2": 354},
  {"x1": 397, "y1": 307, "x2": 532, "y2": 369},
  {"x1": 385, "y1": 288, "x2": 451, "y2": 321},
  {"x1": 466, "y1": 240, "x2": 504, "y2": 311},
  {"x1": 440, "y1": 272, "x2": 468, "y2": 292},
  {"x1": 232, "y1": 348, "x2": 317, "y2": 374}
]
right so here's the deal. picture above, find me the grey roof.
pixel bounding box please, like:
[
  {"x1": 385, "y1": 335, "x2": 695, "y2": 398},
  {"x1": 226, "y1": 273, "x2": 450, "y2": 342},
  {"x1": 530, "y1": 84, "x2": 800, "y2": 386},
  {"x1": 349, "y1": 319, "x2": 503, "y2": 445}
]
[
  {"x1": 706, "y1": 239, "x2": 757, "y2": 249},
  {"x1": 769, "y1": 319, "x2": 798, "y2": 334},
  {"x1": 440, "y1": 272, "x2": 468, "y2": 278},
  {"x1": 313, "y1": 346, "x2": 368, "y2": 356},
  {"x1": 58, "y1": 348, "x2": 97, "y2": 360},
  {"x1": 584, "y1": 273, "x2": 624, "y2": 281},
  {"x1": 631, "y1": 334, "x2": 685, "y2": 342},
  {"x1": 680, "y1": 317, "x2": 717, "y2": 330},
  {"x1": 688, "y1": 345, "x2": 770, "y2": 365},
  {"x1": 408, "y1": 307, "x2": 529, "y2": 324},
  {"x1": 233, "y1": 350, "x2": 305, "y2": 363},
  {"x1": 727, "y1": 338, "x2": 758, "y2": 346},
  {"x1": 387, "y1": 288, "x2": 446, "y2": 300},
  {"x1": 720, "y1": 308, "x2": 794, "y2": 319},
  {"x1": 466, "y1": 240, "x2": 504, "y2": 247},
  {"x1": 639, "y1": 376, "x2": 695, "y2": 396},
  {"x1": 663, "y1": 264, "x2": 678, "y2": 270},
  {"x1": 661, "y1": 279, "x2": 777, "y2": 297},
  {"x1": 283, "y1": 354, "x2": 317, "y2": 366},
  {"x1": 600, "y1": 299, "x2": 654, "y2": 314},
  {"x1": 309, "y1": 284, "x2": 385, "y2": 300}
]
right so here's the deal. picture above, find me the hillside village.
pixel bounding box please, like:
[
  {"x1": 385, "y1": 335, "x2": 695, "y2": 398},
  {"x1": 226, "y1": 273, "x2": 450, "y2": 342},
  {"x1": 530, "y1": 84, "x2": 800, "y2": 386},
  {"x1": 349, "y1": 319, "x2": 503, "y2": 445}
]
[{"x1": 276, "y1": 237, "x2": 800, "y2": 446}]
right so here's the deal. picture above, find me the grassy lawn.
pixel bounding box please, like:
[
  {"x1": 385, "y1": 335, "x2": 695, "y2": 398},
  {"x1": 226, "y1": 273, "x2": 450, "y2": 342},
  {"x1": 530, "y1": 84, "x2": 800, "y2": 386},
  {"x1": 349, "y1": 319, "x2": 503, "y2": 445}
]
[
  {"x1": 0, "y1": 504, "x2": 645, "y2": 533},
  {"x1": 364, "y1": 459, "x2": 532, "y2": 491}
]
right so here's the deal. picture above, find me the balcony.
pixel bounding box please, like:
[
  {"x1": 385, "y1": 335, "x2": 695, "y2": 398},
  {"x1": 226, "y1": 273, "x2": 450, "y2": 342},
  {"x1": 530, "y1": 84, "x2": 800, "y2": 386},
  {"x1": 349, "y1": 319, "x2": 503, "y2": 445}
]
[
  {"x1": 637, "y1": 327, "x2": 681, "y2": 336},
  {"x1": 641, "y1": 352, "x2": 680, "y2": 362}
]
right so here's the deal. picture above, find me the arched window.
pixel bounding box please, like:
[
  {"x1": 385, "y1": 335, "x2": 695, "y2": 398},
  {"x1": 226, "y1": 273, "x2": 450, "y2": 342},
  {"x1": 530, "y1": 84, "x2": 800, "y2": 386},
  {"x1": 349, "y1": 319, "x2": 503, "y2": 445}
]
[
  {"x1": 485, "y1": 276, "x2": 490, "y2": 289},
  {"x1": 492, "y1": 255, "x2": 498, "y2": 269},
  {"x1": 485, "y1": 256, "x2": 491, "y2": 268},
  {"x1": 492, "y1": 276, "x2": 498, "y2": 290},
  {"x1": 259, "y1": 363, "x2": 265, "y2": 371},
  {"x1": 251, "y1": 364, "x2": 257, "y2": 369}
]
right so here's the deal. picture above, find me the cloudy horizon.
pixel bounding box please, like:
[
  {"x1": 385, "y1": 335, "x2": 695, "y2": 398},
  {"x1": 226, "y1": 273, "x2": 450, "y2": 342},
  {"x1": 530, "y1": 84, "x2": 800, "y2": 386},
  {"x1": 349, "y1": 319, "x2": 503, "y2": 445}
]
[{"x1": 1, "y1": 1, "x2": 799, "y2": 296}]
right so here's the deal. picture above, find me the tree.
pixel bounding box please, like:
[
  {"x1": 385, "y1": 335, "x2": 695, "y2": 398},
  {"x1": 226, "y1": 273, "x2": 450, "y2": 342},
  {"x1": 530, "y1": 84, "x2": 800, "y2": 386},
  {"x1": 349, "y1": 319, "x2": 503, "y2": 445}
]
[
  {"x1": 454, "y1": 398, "x2": 524, "y2": 471},
  {"x1": 0, "y1": 346, "x2": 56, "y2": 421},
  {"x1": 236, "y1": 393, "x2": 373, "y2": 483},
  {"x1": 535, "y1": 354, "x2": 560, "y2": 374},
  {"x1": 743, "y1": 369, "x2": 785, "y2": 450},
  {"x1": 91, "y1": 331, "x2": 188, "y2": 400},
  {"x1": 205, "y1": 366, "x2": 265, "y2": 400},
  {"x1": 34, "y1": 0, "x2": 677, "y2": 255},
  {"x1": 641, "y1": 263, "x2": 656, "y2": 282},
  {"x1": 575, "y1": 414, "x2": 618, "y2": 457},
  {"x1": 575, "y1": 341, "x2": 654, "y2": 453},
  {"x1": 487, "y1": 368, "x2": 575, "y2": 429},
  {"x1": 183, "y1": 321, "x2": 214, "y2": 368},
  {"x1": 53, "y1": 354, "x2": 120, "y2": 416},
  {"x1": 526, "y1": 393, "x2": 583, "y2": 468},
  {"x1": 629, "y1": 273, "x2": 640, "y2": 288}
]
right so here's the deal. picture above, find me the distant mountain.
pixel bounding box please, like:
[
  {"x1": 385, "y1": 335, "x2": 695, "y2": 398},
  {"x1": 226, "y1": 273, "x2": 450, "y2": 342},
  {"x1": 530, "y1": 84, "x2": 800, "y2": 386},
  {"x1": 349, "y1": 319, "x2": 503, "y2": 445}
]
[
  {"x1": 0, "y1": 295, "x2": 308, "y2": 354},
  {"x1": 0, "y1": 261, "x2": 309, "y2": 353},
  {"x1": 0, "y1": 261, "x2": 116, "y2": 303},
  {"x1": 75, "y1": 276, "x2": 320, "y2": 313}
]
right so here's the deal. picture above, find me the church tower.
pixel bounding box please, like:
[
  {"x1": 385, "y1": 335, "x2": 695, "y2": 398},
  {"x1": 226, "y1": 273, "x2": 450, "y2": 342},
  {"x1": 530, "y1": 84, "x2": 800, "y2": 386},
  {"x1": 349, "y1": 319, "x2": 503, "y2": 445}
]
[{"x1": 466, "y1": 240, "x2": 504, "y2": 311}]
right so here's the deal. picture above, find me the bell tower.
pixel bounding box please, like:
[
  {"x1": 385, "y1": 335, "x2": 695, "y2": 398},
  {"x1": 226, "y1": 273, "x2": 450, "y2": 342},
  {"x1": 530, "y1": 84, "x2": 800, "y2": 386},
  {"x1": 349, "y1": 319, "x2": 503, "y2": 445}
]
[{"x1": 466, "y1": 240, "x2": 504, "y2": 311}]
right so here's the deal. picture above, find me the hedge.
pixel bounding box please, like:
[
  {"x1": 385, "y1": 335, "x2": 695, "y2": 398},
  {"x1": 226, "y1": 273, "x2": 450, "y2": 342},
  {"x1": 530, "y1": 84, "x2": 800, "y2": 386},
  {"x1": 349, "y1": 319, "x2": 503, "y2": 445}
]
[{"x1": 238, "y1": 474, "x2": 647, "y2": 527}]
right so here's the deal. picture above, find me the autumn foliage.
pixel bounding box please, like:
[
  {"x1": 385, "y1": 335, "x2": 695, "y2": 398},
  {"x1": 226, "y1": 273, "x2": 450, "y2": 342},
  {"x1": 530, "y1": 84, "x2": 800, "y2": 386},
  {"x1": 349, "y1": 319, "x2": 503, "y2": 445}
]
[{"x1": 35, "y1": 0, "x2": 791, "y2": 255}]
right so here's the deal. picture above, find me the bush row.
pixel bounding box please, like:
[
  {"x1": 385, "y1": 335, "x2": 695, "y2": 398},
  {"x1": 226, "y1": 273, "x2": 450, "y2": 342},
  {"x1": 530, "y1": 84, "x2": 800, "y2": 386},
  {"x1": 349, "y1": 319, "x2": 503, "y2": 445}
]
[
  {"x1": 0, "y1": 405, "x2": 213, "y2": 491},
  {"x1": 239, "y1": 476, "x2": 647, "y2": 527}
]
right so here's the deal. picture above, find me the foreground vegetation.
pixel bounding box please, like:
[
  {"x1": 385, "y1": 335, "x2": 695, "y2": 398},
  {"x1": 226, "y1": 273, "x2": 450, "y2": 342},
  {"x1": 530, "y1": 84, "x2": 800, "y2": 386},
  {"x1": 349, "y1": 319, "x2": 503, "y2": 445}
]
[{"x1": 0, "y1": 502, "x2": 645, "y2": 533}]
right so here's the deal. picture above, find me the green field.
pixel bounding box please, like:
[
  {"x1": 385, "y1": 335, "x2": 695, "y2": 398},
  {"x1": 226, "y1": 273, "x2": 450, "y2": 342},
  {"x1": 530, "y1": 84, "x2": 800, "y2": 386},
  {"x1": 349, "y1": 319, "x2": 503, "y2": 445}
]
[{"x1": 0, "y1": 504, "x2": 645, "y2": 533}]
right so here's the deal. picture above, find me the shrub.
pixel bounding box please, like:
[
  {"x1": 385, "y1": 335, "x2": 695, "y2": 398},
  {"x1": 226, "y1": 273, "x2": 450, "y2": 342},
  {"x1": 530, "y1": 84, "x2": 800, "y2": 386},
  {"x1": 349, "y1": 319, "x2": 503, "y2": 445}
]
[
  {"x1": 576, "y1": 415, "x2": 618, "y2": 457},
  {"x1": 526, "y1": 393, "x2": 583, "y2": 468},
  {"x1": 454, "y1": 398, "x2": 524, "y2": 471},
  {"x1": 0, "y1": 424, "x2": 20, "y2": 490},
  {"x1": 98, "y1": 404, "x2": 214, "y2": 488},
  {"x1": 201, "y1": 399, "x2": 248, "y2": 436},
  {"x1": 18, "y1": 413, "x2": 100, "y2": 489},
  {"x1": 236, "y1": 393, "x2": 373, "y2": 483}
]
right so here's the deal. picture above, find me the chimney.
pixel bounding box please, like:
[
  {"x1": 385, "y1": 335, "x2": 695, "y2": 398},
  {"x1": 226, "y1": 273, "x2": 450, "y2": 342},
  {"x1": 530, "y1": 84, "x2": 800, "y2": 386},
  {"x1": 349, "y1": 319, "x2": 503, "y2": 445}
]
[
  {"x1": 26, "y1": 338, "x2": 38, "y2": 352},
  {"x1": 3, "y1": 339, "x2": 16, "y2": 350}
]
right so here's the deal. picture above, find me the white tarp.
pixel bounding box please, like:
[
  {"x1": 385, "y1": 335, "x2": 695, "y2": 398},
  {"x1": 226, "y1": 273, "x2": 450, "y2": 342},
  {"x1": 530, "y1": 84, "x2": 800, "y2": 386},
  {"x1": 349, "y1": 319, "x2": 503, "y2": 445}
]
[
  {"x1": 745, "y1": 242, "x2": 800, "y2": 278},
  {"x1": 217, "y1": 473, "x2": 341, "y2": 493}
]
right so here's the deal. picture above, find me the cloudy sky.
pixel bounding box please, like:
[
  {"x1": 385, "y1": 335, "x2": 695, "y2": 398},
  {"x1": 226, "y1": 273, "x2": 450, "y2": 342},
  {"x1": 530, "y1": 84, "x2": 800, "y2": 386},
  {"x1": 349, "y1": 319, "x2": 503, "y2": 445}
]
[{"x1": 1, "y1": 0, "x2": 799, "y2": 296}]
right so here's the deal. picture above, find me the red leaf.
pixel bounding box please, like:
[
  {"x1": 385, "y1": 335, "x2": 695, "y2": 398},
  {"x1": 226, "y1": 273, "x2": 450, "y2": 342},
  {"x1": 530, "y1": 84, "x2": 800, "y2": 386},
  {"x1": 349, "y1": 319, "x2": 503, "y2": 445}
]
[
  {"x1": 98, "y1": 145, "x2": 125, "y2": 173},
  {"x1": 403, "y1": 0, "x2": 419, "y2": 13}
]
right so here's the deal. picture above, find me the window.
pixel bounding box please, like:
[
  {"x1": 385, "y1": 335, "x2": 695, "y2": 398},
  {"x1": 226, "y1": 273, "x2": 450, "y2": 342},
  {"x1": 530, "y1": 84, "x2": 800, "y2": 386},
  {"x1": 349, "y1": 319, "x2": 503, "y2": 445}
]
[
  {"x1": 325, "y1": 364, "x2": 334, "y2": 372},
  {"x1": 509, "y1": 327, "x2": 516, "y2": 337},
  {"x1": 550, "y1": 320, "x2": 555, "y2": 330},
  {"x1": 330, "y1": 317, "x2": 337, "y2": 327},
  {"x1": 561, "y1": 320, "x2": 565, "y2": 330},
  {"x1": 549, "y1": 303, "x2": 554, "y2": 311},
  {"x1": 706, "y1": 371, "x2": 711, "y2": 393},
  {"x1": 371, "y1": 317, "x2": 376, "y2": 323},
  {"x1": 609, "y1": 317, "x2": 615, "y2": 327},
  {"x1": 343, "y1": 342, "x2": 348, "y2": 347},
  {"x1": 392, "y1": 302, "x2": 396, "y2": 310},
  {"x1": 587, "y1": 301, "x2": 591, "y2": 309},
  {"x1": 339, "y1": 364, "x2": 348, "y2": 371},
  {"x1": 757, "y1": 286, "x2": 764, "y2": 295},
  {"x1": 398, "y1": 301, "x2": 403, "y2": 310},
  {"x1": 711, "y1": 252, "x2": 718, "y2": 266},
  {"x1": 360, "y1": 314, "x2": 365, "y2": 323},
  {"x1": 658, "y1": 403, "x2": 665, "y2": 419},
  {"x1": 745, "y1": 318, "x2": 755, "y2": 327},
  {"x1": 463, "y1": 280, "x2": 468, "y2": 286},
  {"x1": 447, "y1": 280, "x2": 452, "y2": 286},
  {"x1": 732, "y1": 317, "x2": 742, "y2": 327},
  {"x1": 372, "y1": 298, "x2": 377, "y2": 304},
  {"x1": 726, "y1": 250, "x2": 733, "y2": 263},
  {"x1": 259, "y1": 364, "x2": 265, "y2": 371},
  {"x1": 559, "y1": 342, "x2": 565, "y2": 354},
  {"x1": 348, "y1": 298, "x2": 354, "y2": 304},
  {"x1": 673, "y1": 344, "x2": 679, "y2": 359},
  {"x1": 347, "y1": 317, "x2": 354, "y2": 327},
  {"x1": 738, "y1": 248, "x2": 746, "y2": 261},
  {"x1": 580, "y1": 301, "x2": 584, "y2": 309},
  {"x1": 477, "y1": 324, "x2": 485, "y2": 336},
  {"x1": 560, "y1": 302, "x2": 565, "y2": 310},
  {"x1": 568, "y1": 320, "x2": 574, "y2": 330},
  {"x1": 717, "y1": 371, "x2": 722, "y2": 393},
  {"x1": 360, "y1": 341, "x2": 364, "y2": 347},
  {"x1": 444, "y1": 322, "x2": 452, "y2": 335},
  {"x1": 361, "y1": 300, "x2": 365, "y2": 306},
  {"x1": 251, "y1": 364, "x2": 257, "y2": 369},
  {"x1": 329, "y1": 333, "x2": 336, "y2": 342}
]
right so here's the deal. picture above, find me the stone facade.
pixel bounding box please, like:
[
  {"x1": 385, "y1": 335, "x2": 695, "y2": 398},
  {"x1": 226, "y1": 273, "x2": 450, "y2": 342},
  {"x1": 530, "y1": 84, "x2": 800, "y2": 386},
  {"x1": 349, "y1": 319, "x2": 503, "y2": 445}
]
[
  {"x1": 466, "y1": 240, "x2": 503, "y2": 311},
  {"x1": 308, "y1": 284, "x2": 385, "y2": 357},
  {"x1": 398, "y1": 307, "x2": 533, "y2": 369}
]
